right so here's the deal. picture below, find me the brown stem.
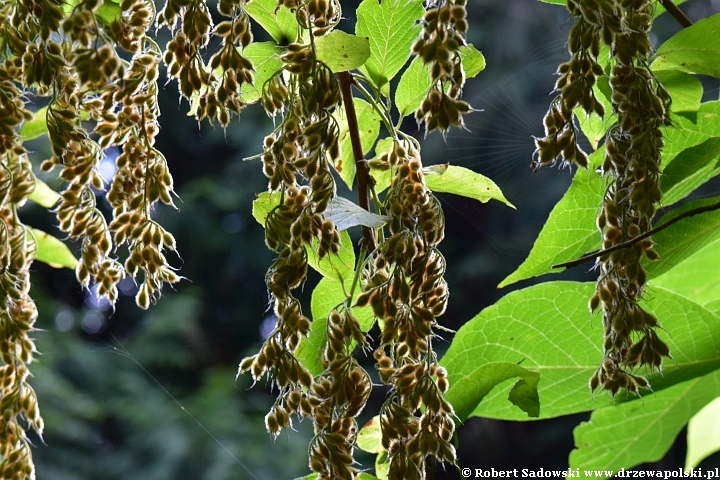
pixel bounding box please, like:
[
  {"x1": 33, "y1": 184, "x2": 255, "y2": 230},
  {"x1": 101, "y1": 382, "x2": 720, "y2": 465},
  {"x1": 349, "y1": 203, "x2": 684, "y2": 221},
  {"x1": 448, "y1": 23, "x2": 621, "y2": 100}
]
[
  {"x1": 338, "y1": 71, "x2": 376, "y2": 252},
  {"x1": 552, "y1": 200, "x2": 720, "y2": 269},
  {"x1": 657, "y1": 0, "x2": 693, "y2": 28}
]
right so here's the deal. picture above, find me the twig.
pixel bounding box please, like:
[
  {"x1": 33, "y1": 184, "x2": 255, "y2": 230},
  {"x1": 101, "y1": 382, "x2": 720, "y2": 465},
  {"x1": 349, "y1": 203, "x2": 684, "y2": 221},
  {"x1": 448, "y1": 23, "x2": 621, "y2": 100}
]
[
  {"x1": 657, "y1": 0, "x2": 693, "y2": 28},
  {"x1": 338, "y1": 71, "x2": 376, "y2": 252},
  {"x1": 552, "y1": 200, "x2": 720, "y2": 269}
]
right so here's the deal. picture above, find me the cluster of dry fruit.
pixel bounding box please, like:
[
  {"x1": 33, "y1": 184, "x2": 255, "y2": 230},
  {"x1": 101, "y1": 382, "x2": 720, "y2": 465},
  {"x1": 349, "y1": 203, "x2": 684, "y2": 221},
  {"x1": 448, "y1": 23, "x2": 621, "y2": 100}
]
[{"x1": 540, "y1": 0, "x2": 673, "y2": 396}]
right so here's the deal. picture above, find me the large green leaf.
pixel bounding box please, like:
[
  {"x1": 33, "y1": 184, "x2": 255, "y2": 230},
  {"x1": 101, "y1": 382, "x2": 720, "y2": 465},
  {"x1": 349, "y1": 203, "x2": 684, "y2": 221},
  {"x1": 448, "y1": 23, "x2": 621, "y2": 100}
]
[
  {"x1": 357, "y1": 416, "x2": 384, "y2": 454},
  {"x1": 355, "y1": 0, "x2": 423, "y2": 91},
  {"x1": 653, "y1": 13, "x2": 720, "y2": 78},
  {"x1": 645, "y1": 196, "x2": 720, "y2": 278},
  {"x1": 295, "y1": 276, "x2": 374, "y2": 375},
  {"x1": 333, "y1": 98, "x2": 382, "y2": 189},
  {"x1": 251, "y1": 192, "x2": 356, "y2": 283},
  {"x1": 424, "y1": 165, "x2": 514, "y2": 209},
  {"x1": 246, "y1": 0, "x2": 298, "y2": 44},
  {"x1": 445, "y1": 361, "x2": 540, "y2": 421},
  {"x1": 395, "y1": 45, "x2": 485, "y2": 118},
  {"x1": 239, "y1": 42, "x2": 283, "y2": 104},
  {"x1": 20, "y1": 106, "x2": 48, "y2": 142},
  {"x1": 28, "y1": 177, "x2": 60, "y2": 208},
  {"x1": 498, "y1": 168, "x2": 604, "y2": 288},
  {"x1": 686, "y1": 395, "x2": 720, "y2": 470},
  {"x1": 30, "y1": 228, "x2": 78, "y2": 269},
  {"x1": 440, "y1": 281, "x2": 720, "y2": 421},
  {"x1": 660, "y1": 137, "x2": 720, "y2": 203},
  {"x1": 652, "y1": 239, "x2": 720, "y2": 307},
  {"x1": 570, "y1": 370, "x2": 720, "y2": 477},
  {"x1": 315, "y1": 31, "x2": 371, "y2": 73},
  {"x1": 655, "y1": 70, "x2": 703, "y2": 113}
]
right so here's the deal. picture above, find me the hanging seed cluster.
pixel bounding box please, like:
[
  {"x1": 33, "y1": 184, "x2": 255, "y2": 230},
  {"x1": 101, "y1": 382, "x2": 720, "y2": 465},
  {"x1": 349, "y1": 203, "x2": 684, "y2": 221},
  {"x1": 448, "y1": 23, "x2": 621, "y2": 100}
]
[
  {"x1": 356, "y1": 140, "x2": 455, "y2": 479},
  {"x1": 159, "y1": 0, "x2": 255, "y2": 125},
  {"x1": 534, "y1": 0, "x2": 611, "y2": 169},
  {"x1": 543, "y1": 0, "x2": 672, "y2": 395},
  {"x1": 412, "y1": 0, "x2": 472, "y2": 135}
]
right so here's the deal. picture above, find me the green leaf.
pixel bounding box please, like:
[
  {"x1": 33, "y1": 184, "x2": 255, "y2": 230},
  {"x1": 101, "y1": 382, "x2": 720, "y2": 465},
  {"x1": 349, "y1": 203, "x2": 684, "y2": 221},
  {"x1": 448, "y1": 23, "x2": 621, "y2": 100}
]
[
  {"x1": 96, "y1": 0, "x2": 121, "y2": 24},
  {"x1": 251, "y1": 192, "x2": 355, "y2": 283},
  {"x1": 440, "y1": 281, "x2": 720, "y2": 421},
  {"x1": 357, "y1": 416, "x2": 384, "y2": 453},
  {"x1": 333, "y1": 98, "x2": 382, "y2": 189},
  {"x1": 424, "y1": 165, "x2": 514, "y2": 208},
  {"x1": 445, "y1": 361, "x2": 540, "y2": 421},
  {"x1": 355, "y1": 0, "x2": 424, "y2": 90},
  {"x1": 570, "y1": 370, "x2": 720, "y2": 477},
  {"x1": 28, "y1": 177, "x2": 60, "y2": 208},
  {"x1": 375, "y1": 451, "x2": 389, "y2": 480},
  {"x1": 498, "y1": 168, "x2": 604, "y2": 288},
  {"x1": 239, "y1": 42, "x2": 283, "y2": 104},
  {"x1": 653, "y1": 13, "x2": 720, "y2": 78},
  {"x1": 395, "y1": 45, "x2": 485, "y2": 118},
  {"x1": 246, "y1": 0, "x2": 298, "y2": 44},
  {"x1": 30, "y1": 228, "x2": 78, "y2": 269},
  {"x1": 655, "y1": 70, "x2": 703, "y2": 113},
  {"x1": 315, "y1": 31, "x2": 371, "y2": 73},
  {"x1": 686, "y1": 395, "x2": 720, "y2": 470},
  {"x1": 295, "y1": 277, "x2": 374, "y2": 375},
  {"x1": 20, "y1": 106, "x2": 48, "y2": 142},
  {"x1": 574, "y1": 77, "x2": 614, "y2": 150},
  {"x1": 653, "y1": 239, "x2": 720, "y2": 307},
  {"x1": 645, "y1": 196, "x2": 720, "y2": 278},
  {"x1": 459, "y1": 44, "x2": 486, "y2": 79},
  {"x1": 661, "y1": 137, "x2": 720, "y2": 204},
  {"x1": 326, "y1": 196, "x2": 388, "y2": 231}
]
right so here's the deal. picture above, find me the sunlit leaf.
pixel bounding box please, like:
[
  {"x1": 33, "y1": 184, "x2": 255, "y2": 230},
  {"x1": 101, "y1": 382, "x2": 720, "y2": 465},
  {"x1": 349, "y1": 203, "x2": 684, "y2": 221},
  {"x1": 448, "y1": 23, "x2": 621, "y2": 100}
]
[
  {"x1": 251, "y1": 192, "x2": 356, "y2": 283},
  {"x1": 574, "y1": 77, "x2": 614, "y2": 150},
  {"x1": 240, "y1": 42, "x2": 284, "y2": 104},
  {"x1": 28, "y1": 177, "x2": 60, "y2": 208},
  {"x1": 653, "y1": 13, "x2": 720, "y2": 78},
  {"x1": 661, "y1": 137, "x2": 720, "y2": 203},
  {"x1": 295, "y1": 276, "x2": 374, "y2": 375},
  {"x1": 440, "y1": 282, "x2": 720, "y2": 421},
  {"x1": 30, "y1": 228, "x2": 78, "y2": 269},
  {"x1": 357, "y1": 416, "x2": 384, "y2": 453},
  {"x1": 20, "y1": 106, "x2": 48, "y2": 142},
  {"x1": 686, "y1": 395, "x2": 720, "y2": 470},
  {"x1": 498, "y1": 167, "x2": 604, "y2": 288},
  {"x1": 425, "y1": 165, "x2": 514, "y2": 209},
  {"x1": 652, "y1": 239, "x2": 720, "y2": 307},
  {"x1": 655, "y1": 70, "x2": 703, "y2": 113},
  {"x1": 395, "y1": 45, "x2": 485, "y2": 118},
  {"x1": 570, "y1": 370, "x2": 720, "y2": 477},
  {"x1": 326, "y1": 196, "x2": 388, "y2": 231},
  {"x1": 355, "y1": 0, "x2": 423, "y2": 90},
  {"x1": 246, "y1": 0, "x2": 299, "y2": 44},
  {"x1": 315, "y1": 31, "x2": 371, "y2": 72},
  {"x1": 645, "y1": 196, "x2": 720, "y2": 278}
]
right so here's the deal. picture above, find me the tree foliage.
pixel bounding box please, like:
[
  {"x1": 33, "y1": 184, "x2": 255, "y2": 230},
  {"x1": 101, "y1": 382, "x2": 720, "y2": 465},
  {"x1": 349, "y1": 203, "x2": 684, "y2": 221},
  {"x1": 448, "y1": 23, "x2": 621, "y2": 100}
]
[{"x1": 1, "y1": 0, "x2": 720, "y2": 478}]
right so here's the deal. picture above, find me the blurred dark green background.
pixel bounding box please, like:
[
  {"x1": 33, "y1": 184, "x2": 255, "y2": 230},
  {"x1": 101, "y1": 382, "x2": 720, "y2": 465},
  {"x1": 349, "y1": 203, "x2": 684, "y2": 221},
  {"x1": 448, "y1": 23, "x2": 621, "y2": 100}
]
[{"x1": 19, "y1": 0, "x2": 720, "y2": 478}]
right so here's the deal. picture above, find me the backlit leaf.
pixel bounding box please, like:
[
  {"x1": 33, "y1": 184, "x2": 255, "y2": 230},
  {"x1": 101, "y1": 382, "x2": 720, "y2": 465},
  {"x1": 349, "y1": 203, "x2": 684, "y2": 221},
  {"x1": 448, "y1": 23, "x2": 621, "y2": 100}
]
[
  {"x1": 30, "y1": 228, "x2": 78, "y2": 269},
  {"x1": 355, "y1": 0, "x2": 423, "y2": 90},
  {"x1": 239, "y1": 42, "x2": 284, "y2": 104},
  {"x1": 686, "y1": 395, "x2": 720, "y2": 470},
  {"x1": 20, "y1": 106, "x2": 48, "y2": 142},
  {"x1": 652, "y1": 239, "x2": 720, "y2": 307},
  {"x1": 357, "y1": 416, "x2": 384, "y2": 453},
  {"x1": 424, "y1": 165, "x2": 514, "y2": 208},
  {"x1": 660, "y1": 137, "x2": 720, "y2": 204},
  {"x1": 246, "y1": 0, "x2": 298, "y2": 44},
  {"x1": 28, "y1": 177, "x2": 60, "y2": 208},
  {"x1": 653, "y1": 13, "x2": 720, "y2": 78},
  {"x1": 315, "y1": 31, "x2": 371, "y2": 72},
  {"x1": 655, "y1": 69, "x2": 703, "y2": 113}
]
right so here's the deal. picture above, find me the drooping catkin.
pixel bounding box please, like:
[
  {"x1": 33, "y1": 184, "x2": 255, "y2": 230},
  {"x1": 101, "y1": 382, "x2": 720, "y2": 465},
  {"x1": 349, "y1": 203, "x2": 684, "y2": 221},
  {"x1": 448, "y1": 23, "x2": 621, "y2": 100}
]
[{"x1": 542, "y1": 0, "x2": 672, "y2": 396}]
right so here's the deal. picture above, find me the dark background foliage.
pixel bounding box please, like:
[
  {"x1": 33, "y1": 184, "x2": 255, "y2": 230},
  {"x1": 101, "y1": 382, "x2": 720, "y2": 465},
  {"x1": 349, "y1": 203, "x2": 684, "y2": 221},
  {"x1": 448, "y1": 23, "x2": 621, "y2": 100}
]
[{"x1": 19, "y1": 0, "x2": 720, "y2": 478}]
